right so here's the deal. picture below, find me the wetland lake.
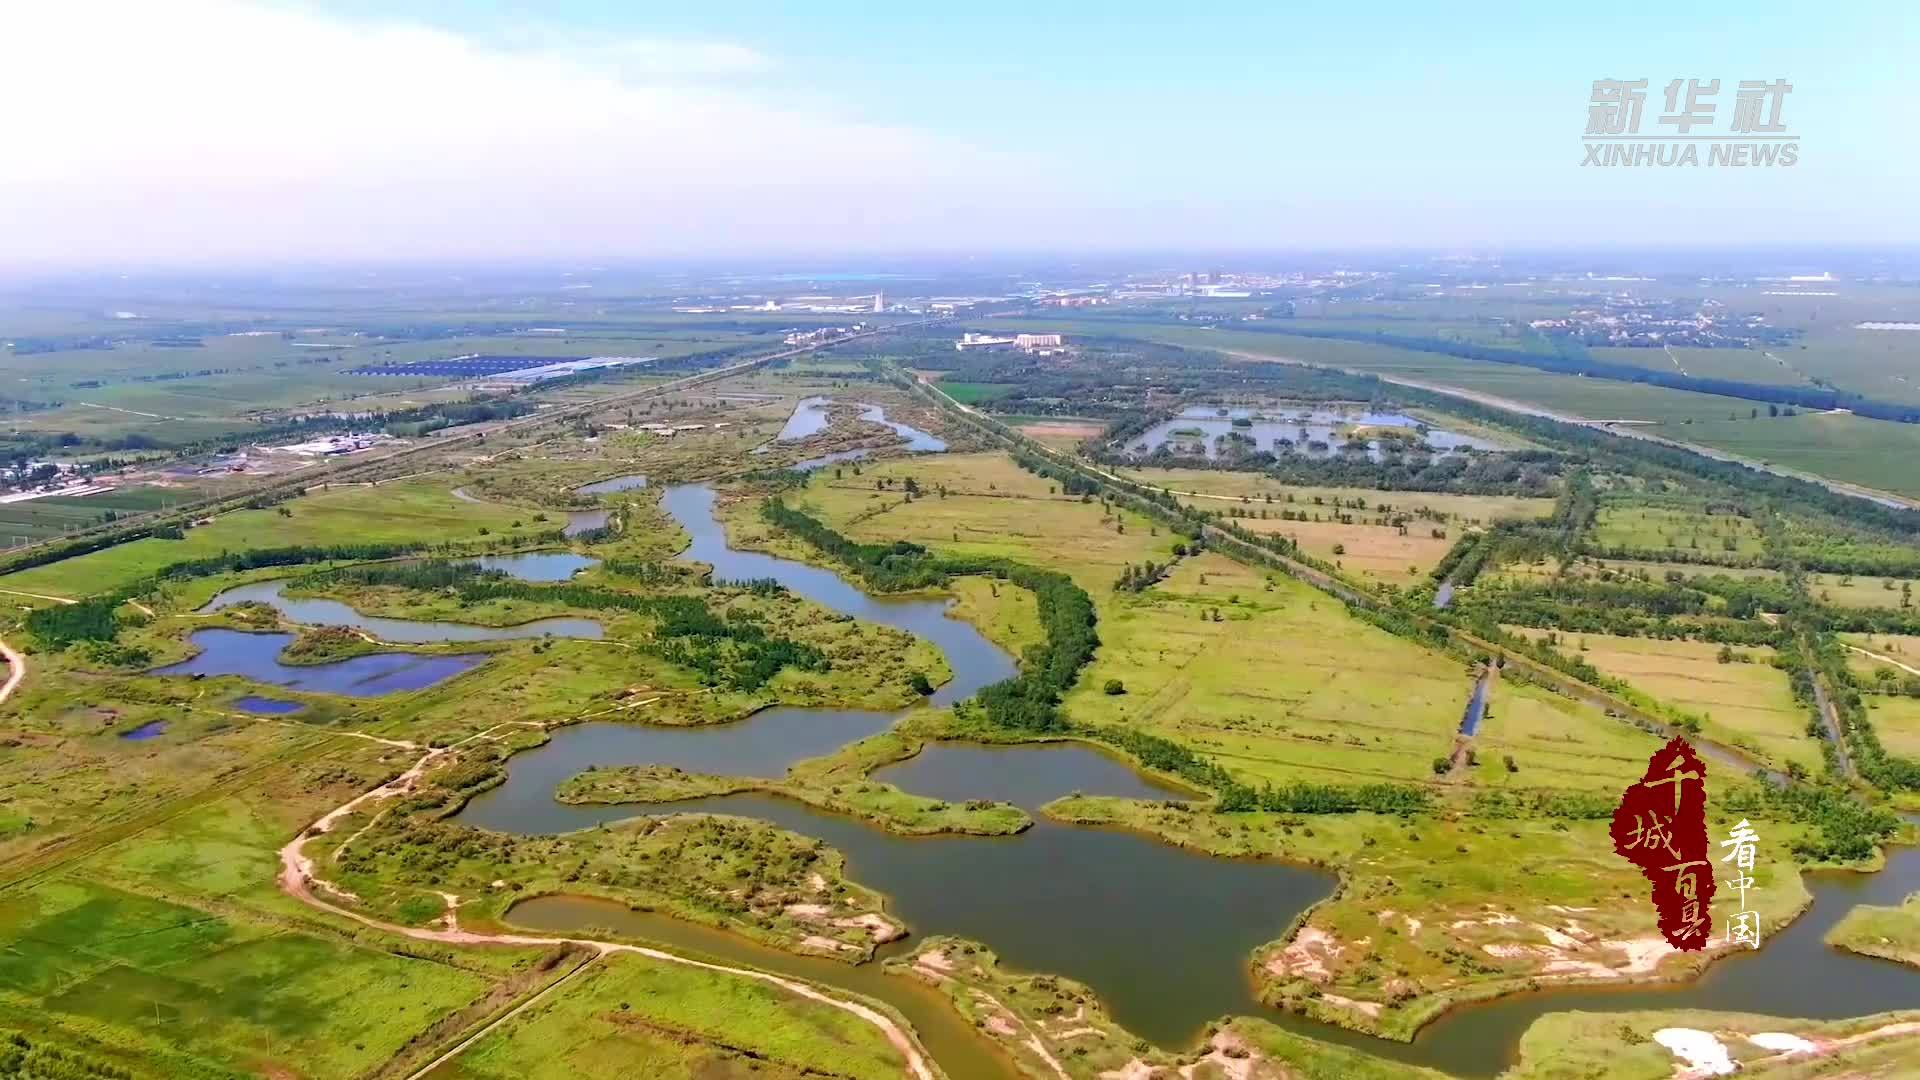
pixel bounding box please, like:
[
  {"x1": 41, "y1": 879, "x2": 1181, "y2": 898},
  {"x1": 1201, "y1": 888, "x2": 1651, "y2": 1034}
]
[{"x1": 479, "y1": 481, "x2": 1920, "y2": 1076}]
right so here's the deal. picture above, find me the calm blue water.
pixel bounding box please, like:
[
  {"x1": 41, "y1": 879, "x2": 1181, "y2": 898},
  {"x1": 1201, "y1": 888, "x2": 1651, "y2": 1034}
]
[
  {"x1": 197, "y1": 580, "x2": 603, "y2": 642},
  {"x1": 575, "y1": 474, "x2": 650, "y2": 496},
  {"x1": 1460, "y1": 673, "x2": 1490, "y2": 736},
  {"x1": 233, "y1": 695, "x2": 306, "y2": 715},
  {"x1": 462, "y1": 551, "x2": 599, "y2": 582},
  {"x1": 563, "y1": 509, "x2": 610, "y2": 537},
  {"x1": 777, "y1": 397, "x2": 947, "y2": 453},
  {"x1": 665, "y1": 484, "x2": 1011, "y2": 707},
  {"x1": 118, "y1": 720, "x2": 168, "y2": 741},
  {"x1": 153, "y1": 629, "x2": 485, "y2": 696}
]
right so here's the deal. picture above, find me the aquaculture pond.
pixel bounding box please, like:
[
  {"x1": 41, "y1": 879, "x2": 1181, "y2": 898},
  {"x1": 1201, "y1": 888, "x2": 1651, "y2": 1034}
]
[
  {"x1": 1125, "y1": 403, "x2": 1497, "y2": 461},
  {"x1": 152, "y1": 629, "x2": 485, "y2": 696}
]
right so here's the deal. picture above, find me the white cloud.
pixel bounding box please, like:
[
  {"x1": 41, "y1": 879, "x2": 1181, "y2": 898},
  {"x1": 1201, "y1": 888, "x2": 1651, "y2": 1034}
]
[{"x1": 0, "y1": 1, "x2": 1055, "y2": 264}]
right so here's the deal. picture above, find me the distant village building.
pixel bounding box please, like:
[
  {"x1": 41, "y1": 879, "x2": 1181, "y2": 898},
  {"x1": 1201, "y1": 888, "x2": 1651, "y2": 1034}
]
[
  {"x1": 954, "y1": 331, "x2": 1068, "y2": 354},
  {"x1": 1014, "y1": 333, "x2": 1065, "y2": 355},
  {"x1": 954, "y1": 332, "x2": 1016, "y2": 351}
]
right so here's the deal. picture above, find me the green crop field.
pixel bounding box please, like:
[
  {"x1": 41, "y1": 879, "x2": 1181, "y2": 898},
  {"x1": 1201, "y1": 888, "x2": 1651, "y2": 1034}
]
[
  {"x1": 435, "y1": 952, "x2": 910, "y2": 1080},
  {"x1": 0, "y1": 485, "x2": 185, "y2": 546},
  {"x1": 935, "y1": 381, "x2": 1016, "y2": 404},
  {"x1": 0, "y1": 876, "x2": 493, "y2": 1078},
  {"x1": 1590, "y1": 504, "x2": 1768, "y2": 561}
]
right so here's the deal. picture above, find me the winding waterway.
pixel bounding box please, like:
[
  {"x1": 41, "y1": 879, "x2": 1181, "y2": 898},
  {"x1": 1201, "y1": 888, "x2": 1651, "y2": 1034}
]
[
  {"x1": 197, "y1": 580, "x2": 603, "y2": 642},
  {"x1": 468, "y1": 481, "x2": 1920, "y2": 1076},
  {"x1": 774, "y1": 397, "x2": 948, "y2": 471}
]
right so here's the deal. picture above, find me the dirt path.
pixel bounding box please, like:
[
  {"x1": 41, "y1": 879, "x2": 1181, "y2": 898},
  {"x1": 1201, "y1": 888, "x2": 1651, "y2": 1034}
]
[
  {"x1": 278, "y1": 736, "x2": 937, "y2": 1080},
  {"x1": 1846, "y1": 643, "x2": 1920, "y2": 678},
  {"x1": 0, "y1": 587, "x2": 76, "y2": 605},
  {"x1": 0, "y1": 635, "x2": 25, "y2": 704}
]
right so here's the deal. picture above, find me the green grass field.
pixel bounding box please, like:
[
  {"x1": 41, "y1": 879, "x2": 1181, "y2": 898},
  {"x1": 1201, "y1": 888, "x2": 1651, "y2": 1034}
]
[
  {"x1": 1589, "y1": 345, "x2": 1817, "y2": 390},
  {"x1": 1510, "y1": 631, "x2": 1815, "y2": 772},
  {"x1": 1590, "y1": 504, "x2": 1768, "y2": 560},
  {"x1": 935, "y1": 381, "x2": 1016, "y2": 404},
  {"x1": 1063, "y1": 553, "x2": 1471, "y2": 785},
  {"x1": 1112, "y1": 465, "x2": 1556, "y2": 525},
  {"x1": 0, "y1": 485, "x2": 186, "y2": 546},
  {"x1": 434, "y1": 952, "x2": 909, "y2": 1080},
  {"x1": 0, "y1": 872, "x2": 493, "y2": 1079},
  {"x1": 1473, "y1": 676, "x2": 1672, "y2": 791},
  {"x1": 0, "y1": 479, "x2": 540, "y2": 598}
]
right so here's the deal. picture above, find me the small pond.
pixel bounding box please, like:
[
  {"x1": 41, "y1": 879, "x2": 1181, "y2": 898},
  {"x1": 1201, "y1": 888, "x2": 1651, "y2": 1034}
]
[
  {"x1": 197, "y1": 580, "x2": 603, "y2": 643},
  {"x1": 461, "y1": 551, "x2": 599, "y2": 583},
  {"x1": 153, "y1": 629, "x2": 485, "y2": 696},
  {"x1": 232, "y1": 695, "x2": 305, "y2": 715},
  {"x1": 575, "y1": 474, "x2": 650, "y2": 496}
]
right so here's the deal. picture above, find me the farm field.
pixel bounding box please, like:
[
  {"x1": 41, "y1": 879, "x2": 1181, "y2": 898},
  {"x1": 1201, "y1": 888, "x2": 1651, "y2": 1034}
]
[
  {"x1": 0, "y1": 876, "x2": 497, "y2": 1078},
  {"x1": 1470, "y1": 677, "x2": 1670, "y2": 792},
  {"x1": 1231, "y1": 514, "x2": 1453, "y2": 586},
  {"x1": 1060, "y1": 552, "x2": 1470, "y2": 786},
  {"x1": 0, "y1": 479, "x2": 541, "y2": 598},
  {"x1": 1510, "y1": 630, "x2": 1815, "y2": 772},
  {"x1": 1589, "y1": 504, "x2": 1768, "y2": 560},
  {"x1": 0, "y1": 726, "x2": 566, "y2": 1080},
  {"x1": 430, "y1": 951, "x2": 910, "y2": 1080},
  {"x1": 0, "y1": 484, "x2": 186, "y2": 547},
  {"x1": 1861, "y1": 695, "x2": 1920, "y2": 758},
  {"x1": 935, "y1": 381, "x2": 1015, "y2": 404},
  {"x1": 1008, "y1": 416, "x2": 1105, "y2": 451},
  {"x1": 1807, "y1": 572, "x2": 1920, "y2": 609},
  {"x1": 1668, "y1": 410, "x2": 1920, "y2": 501},
  {"x1": 1588, "y1": 345, "x2": 1817, "y2": 389},
  {"x1": 767, "y1": 450, "x2": 1168, "y2": 599},
  {"x1": 1111, "y1": 465, "x2": 1556, "y2": 525}
]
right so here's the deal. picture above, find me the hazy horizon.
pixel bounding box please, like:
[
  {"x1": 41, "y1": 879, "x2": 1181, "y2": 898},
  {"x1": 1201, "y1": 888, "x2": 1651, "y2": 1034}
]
[{"x1": 3, "y1": 1, "x2": 1915, "y2": 266}]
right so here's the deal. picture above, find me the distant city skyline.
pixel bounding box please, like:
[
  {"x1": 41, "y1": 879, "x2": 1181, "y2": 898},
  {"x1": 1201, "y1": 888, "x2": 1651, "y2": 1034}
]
[{"x1": 1, "y1": 1, "x2": 1915, "y2": 266}]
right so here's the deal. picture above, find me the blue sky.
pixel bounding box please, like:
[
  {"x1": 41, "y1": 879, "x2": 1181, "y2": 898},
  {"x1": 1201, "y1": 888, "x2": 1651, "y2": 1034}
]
[{"x1": 1, "y1": 1, "x2": 1914, "y2": 263}]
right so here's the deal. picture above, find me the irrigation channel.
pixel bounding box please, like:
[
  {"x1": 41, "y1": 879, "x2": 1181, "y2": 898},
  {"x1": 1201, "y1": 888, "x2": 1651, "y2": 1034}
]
[{"x1": 172, "y1": 417, "x2": 1920, "y2": 1076}]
